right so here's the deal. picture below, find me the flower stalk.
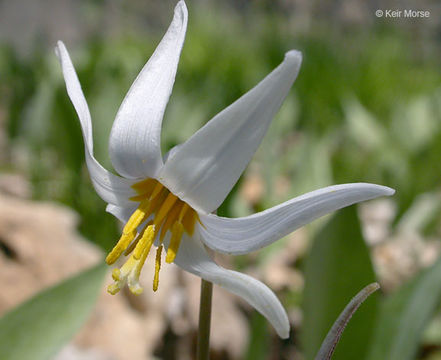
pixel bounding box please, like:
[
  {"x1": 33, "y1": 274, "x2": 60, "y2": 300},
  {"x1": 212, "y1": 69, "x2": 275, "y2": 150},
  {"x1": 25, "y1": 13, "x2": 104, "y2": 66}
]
[{"x1": 197, "y1": 279, "x2": 213, "y2": 360}]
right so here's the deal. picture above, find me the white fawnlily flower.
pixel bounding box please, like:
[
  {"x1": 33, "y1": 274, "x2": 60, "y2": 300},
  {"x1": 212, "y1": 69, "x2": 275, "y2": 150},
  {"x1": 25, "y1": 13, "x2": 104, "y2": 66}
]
[{"x1": 56, "y1": 0, "x2": 394, "y2": 339}]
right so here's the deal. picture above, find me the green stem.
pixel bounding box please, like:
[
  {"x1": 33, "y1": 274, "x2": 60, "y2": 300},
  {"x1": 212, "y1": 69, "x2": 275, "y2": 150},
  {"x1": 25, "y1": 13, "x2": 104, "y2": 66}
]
[{"x1": 197, "y1": 278, "x2": 213, "y2": 360}]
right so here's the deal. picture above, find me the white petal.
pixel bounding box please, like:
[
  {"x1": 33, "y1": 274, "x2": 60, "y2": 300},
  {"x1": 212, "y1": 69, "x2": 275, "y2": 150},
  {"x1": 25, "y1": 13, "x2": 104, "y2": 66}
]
[
  {"x1": 159, "y1": 50, "x2": 302, "y2": 214},
  {"x1": 198, "y1": 183, "x2": 395, "y2": 255},
  {"x1": 55, "y1": 41, "x2": 134, "y2": 206},
  {"x1": 109, "y1": 1, "x2": 188, "y2": 179},
  {"x1": 106, "y1": 204, "x2": 137, "y2": 223},
  {"x1": 162, "y1": 143, "x2": 183, "y2": 163},
  {"x1": 173, "y1": 234, "x2": 290, "y2": 338}
]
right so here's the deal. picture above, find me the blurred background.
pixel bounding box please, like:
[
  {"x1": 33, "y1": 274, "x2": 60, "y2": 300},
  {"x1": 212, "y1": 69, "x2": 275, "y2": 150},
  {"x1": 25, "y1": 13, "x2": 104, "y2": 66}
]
[{"x1": 1, "y1": 0, "x2": 441, "y2": 359}]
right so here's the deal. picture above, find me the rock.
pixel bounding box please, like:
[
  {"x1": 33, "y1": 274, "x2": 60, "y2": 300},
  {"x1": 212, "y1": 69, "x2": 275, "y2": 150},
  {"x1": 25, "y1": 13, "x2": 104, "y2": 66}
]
[
  {"x1": 361, "y1": 198, "x2": 441, "y2": 291},
  {"x1": 373, "y1": 232, "x2": 441, "y2": 291},
  {"x1": 261, "y1": 228, "x2": 308, "y2": 292},
  {"x1": 0, "y1": 173, "x2": 31, "y2": 198},
  {"x1": 0, "y1": 193, "x2": 102, "y2": 313},
  {"x1": 75, "y1": 258, "x2": 178, "y2": 360},
  {"x1": 240, "y1": 171, "x2": 265, "y2": 205},
  {"x1": 54, "y1": 344, "x2": 112, "y2": 360},
  {"x1": 359, "y1": 198, "x2": 396, "y2": 246}
]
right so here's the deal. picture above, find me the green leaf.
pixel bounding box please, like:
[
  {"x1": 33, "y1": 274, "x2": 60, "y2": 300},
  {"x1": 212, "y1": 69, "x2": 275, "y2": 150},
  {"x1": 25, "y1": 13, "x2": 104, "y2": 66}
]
[
  {"x1": 343, "y1": 97, "x2": 387, "y2": 151},
  {"x1": 315, "y1": 283, "x2": 380, "y2": 360},
  {"x1": 302, "y1": 206, "x2": 378, "y2": 360},
  {"x1": 366, "y1": 256, "x2": 441, "y2": 360},
  {"x1": 0, "y1": 263, "x2": 107, "y2": 360},
  {"x1": 244, "y1": 312, "x2": 270, "y2": 360}
]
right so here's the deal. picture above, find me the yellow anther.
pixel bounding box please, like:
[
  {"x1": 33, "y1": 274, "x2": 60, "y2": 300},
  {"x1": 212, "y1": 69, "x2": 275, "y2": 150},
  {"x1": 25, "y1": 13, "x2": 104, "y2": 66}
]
[
  {"x1": 124, "y1": 220, "x2": 153, "y2": 256},
  {"x1": 166, "y1": 222, "x2": 184, "y2": 263},
  {"x1": 133, "y1": 225, "x2": 155, "y2": 260},
  {"x1": 133, "y1": 234, "x2": 153, "y2": 280},
  {"x1": 153, "y1": 246, "x2": 163, "y2": 291},
  {"x1": 122, "y1": 199, "x2": 150, "y2": 235},
  {"x1": 106, "y1": 229, "x2": 137, "y2": 265},
  {"x1": 112, "y1": 268, "x2": 121, "y2": 281},
  {"x1": 159, "y1": 202, "x2": 183, "y2": 243},
  {"x1": 154, "y1": 193, "x2": 178, "y2": 226},
  {"x1": 107, "y1": 283, "x2": 121, "y2": 295}
]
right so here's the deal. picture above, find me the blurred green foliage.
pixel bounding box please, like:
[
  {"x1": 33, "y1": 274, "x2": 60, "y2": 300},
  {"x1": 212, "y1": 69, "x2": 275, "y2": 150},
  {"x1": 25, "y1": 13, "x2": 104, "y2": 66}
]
[
  {"x1": 0, "y1": 264, "x2": 106, "y2": 360},
  {"x1": 303, "y1": 206, "x2": 378, "y2": 360},
  {"x1": 367, "y1": 257, "x2": 441, "y2": 360},
  {"x1": 1, "y1": 2, "x2": 441, "y2": 359}
]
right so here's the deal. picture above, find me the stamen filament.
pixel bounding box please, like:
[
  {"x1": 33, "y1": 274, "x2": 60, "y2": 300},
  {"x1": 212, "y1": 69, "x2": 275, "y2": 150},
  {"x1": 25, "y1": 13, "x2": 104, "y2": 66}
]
[
  {"x1": 154, "y1": 193, "x2": 178, "y2": 226},
  {"x1": 183, "y1": 210, "x2": 198, "y2": 235},
  {"x1": 128, "y1": 231, "x2": 156, "y2": 295},
  {"x1": 178, "y1": 203, "x2": 189, "y2": 222},
  {"x1": 144, "y1": 188, "x2": 168, "y2": 220},
  {"x1": 124, "y1": 220, "x2": 153, "y2": 256},
  {"x1": 107, "y1": 283, "x2": 121, "y2": 295},
  {"x1": 166, "y1": 222, "x2": 184, "y2": 263},
  {"x1": 107, "y1": 255, "x2": 138, "y2": 294},
  {"x1": 112, "y1": 268, "x2": 121, "y2": 281},
  {"x1": 153, "y1": 246, "x2": 163, "y2": 291},
  {"x1": 159, "y1": 202, "x2": 183, "y2": 243},
  {"x1": 133, "y1": 225, "x2": 155, "y2": 260},
  {"x1": 150, "y1": 182, "x2": 164, "y2": 200},
  {"x1": 129, "y1": 193, "x2": 151, "y2": 202}
]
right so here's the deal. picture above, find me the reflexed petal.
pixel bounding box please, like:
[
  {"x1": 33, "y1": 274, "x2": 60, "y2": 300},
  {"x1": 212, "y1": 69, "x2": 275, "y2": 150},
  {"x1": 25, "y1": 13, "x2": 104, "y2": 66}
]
[
  {"x1": 172, "y1": 234, "x2": 290, "y2": 338},
  {"x1": 106, "y1": 204, "x2": 137, "y2": 223},
  {"x1": 56, "y1": 41, "x2": 135, "y2": 206},
  {"x1": 162, "y1": 143, "x2": 182, "y2": 163},
  {"x1": 198, "y1": 183, "x2": 395, "y2": 255},
  {"x1": 109, "y1": 1, "x2": 188, "y2": 179},
  {"x1": 159, "y1": 50, "x2": 302, "y2": 214}
]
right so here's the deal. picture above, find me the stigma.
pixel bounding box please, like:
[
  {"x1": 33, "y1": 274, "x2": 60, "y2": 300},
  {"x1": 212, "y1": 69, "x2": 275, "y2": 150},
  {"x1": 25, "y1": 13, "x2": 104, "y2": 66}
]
[{"x1": 106, "y1": 178, "x2": 198, "y2": 295}]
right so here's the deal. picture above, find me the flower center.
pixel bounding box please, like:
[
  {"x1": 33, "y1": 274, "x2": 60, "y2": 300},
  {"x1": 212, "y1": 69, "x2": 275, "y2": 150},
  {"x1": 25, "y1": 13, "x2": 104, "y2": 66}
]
[{"x1": 106, "y1": 178, "x2": 199, "y2": 295}]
